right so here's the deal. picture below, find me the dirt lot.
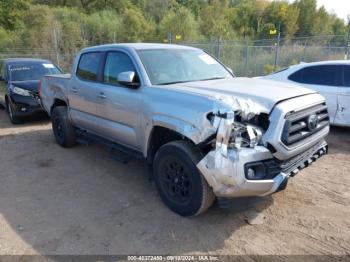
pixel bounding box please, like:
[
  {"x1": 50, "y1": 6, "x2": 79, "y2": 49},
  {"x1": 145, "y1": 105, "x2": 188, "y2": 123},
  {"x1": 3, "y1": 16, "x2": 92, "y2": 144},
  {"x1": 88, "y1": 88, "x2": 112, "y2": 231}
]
[{"x1": 0, "y1": 108, "x2": 349, "y2": 256}]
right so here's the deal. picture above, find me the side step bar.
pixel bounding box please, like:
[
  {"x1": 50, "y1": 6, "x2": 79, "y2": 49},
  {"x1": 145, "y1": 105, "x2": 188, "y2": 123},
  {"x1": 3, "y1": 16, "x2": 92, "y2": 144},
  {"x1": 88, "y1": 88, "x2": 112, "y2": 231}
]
[{"x1": 76, "y1": 129, "x2": 145, "y2": 162}]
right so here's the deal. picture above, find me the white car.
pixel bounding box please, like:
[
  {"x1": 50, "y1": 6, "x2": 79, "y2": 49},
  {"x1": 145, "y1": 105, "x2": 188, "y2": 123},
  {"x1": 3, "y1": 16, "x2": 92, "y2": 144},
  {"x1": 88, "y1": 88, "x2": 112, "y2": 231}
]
[{"x1": 263, "y1": 60, "x2": 350, "y2": 127}]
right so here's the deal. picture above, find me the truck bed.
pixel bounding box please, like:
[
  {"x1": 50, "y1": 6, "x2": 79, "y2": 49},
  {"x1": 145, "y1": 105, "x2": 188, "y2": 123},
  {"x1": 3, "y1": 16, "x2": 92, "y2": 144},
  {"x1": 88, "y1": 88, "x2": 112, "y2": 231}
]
[{"x1": 40, "y1": 74, "x2": 71, "y2": 115}]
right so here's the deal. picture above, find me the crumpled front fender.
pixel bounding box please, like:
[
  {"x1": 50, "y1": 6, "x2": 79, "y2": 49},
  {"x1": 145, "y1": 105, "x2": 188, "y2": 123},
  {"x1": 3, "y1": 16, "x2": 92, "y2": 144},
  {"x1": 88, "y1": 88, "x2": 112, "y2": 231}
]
[{"x1": 151, "y1": 114, "x2": 216, "y2": 144}]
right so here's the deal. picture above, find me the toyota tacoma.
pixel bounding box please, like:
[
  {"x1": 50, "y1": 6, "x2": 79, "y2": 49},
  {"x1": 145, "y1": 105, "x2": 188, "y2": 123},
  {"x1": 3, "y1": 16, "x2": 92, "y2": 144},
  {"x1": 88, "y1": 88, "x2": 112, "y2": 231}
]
[{"x1": 40, "y1": 44, "x2": 329, "y2": 216}]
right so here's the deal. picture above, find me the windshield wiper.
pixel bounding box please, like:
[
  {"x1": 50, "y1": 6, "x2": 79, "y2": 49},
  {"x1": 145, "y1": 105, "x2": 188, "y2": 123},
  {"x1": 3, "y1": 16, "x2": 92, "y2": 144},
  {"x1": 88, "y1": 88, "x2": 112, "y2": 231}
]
[
  {"x1": 158, "y1": 77, "x2": 226, "y2": 85},
  {"x1": 198, "y1": 76, "x2": 226, "y2": 81},
  {"x1": 158, "y1": 80, "x2": 194, "y2": 85}
]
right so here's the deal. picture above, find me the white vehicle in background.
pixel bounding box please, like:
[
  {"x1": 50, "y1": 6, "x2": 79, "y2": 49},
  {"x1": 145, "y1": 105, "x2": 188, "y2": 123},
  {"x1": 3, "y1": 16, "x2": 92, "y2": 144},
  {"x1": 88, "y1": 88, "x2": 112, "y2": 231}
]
[{"x1": 262, "y1": 60, "x2": 350, "y2": 127}]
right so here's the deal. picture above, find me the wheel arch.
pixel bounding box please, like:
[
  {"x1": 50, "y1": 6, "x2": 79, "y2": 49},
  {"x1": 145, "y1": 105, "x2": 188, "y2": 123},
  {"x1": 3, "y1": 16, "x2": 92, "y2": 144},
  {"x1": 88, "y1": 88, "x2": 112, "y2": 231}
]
[
  {"x1": 50, "y1": 99, "x2": 68, "y2": 115},
  {"x1": 146, "y1": 125, "x2": 197, "y2": 164},
  {"x1": 5, "y1": 94, "x2": 9, "y2": 104}
]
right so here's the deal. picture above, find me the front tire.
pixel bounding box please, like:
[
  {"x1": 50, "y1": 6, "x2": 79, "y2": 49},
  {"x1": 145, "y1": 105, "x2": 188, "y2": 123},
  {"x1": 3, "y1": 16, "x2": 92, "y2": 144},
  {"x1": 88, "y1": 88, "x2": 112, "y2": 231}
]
[
  {"x1": 51, "y1": 106, "x2": 76, "y2": 148},
  {"x1": 6, "y1": 99, "x2": 21, "y2": 124},
  {"x1": 153, "y1": 141, "x2": 215, "y2": 217}
]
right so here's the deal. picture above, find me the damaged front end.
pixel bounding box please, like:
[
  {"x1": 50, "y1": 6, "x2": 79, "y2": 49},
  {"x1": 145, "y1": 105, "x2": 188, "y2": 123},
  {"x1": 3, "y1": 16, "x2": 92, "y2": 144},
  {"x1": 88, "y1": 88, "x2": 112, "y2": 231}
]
[{"x1": 196, "y1": 96, "x2": 327, "y2": 198}]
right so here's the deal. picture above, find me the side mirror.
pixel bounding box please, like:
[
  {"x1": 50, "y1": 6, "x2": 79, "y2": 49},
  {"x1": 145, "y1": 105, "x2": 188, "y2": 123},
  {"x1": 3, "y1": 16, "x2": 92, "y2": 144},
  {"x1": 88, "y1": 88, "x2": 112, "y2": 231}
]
[{"x1": 117, "y1": 71, "x2": 139, "y2": 88}]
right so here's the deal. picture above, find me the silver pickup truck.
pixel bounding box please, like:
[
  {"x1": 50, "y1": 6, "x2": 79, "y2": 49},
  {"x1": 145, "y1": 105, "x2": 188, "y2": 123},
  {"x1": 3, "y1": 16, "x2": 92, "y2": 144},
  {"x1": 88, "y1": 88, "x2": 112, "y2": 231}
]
[{"x1": 40, "y1": 43, "x2": 329, "y2": 216}]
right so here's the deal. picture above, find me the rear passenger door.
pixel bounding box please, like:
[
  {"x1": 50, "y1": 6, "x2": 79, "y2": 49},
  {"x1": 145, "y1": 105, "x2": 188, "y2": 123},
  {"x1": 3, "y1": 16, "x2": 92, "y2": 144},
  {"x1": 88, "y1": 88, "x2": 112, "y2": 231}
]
[
  {"x1": 94, "y1": 51, "x2": 142, "y2": 149},
  {"x1": 334, "y1": 65, "x2": 350, "y2": 126},
  {"x1": 288, "y1": 65, "x2": 341, "y2": 124},
  {"x1": 69, "y1": 52, "x2": 103, "y2": 132}
]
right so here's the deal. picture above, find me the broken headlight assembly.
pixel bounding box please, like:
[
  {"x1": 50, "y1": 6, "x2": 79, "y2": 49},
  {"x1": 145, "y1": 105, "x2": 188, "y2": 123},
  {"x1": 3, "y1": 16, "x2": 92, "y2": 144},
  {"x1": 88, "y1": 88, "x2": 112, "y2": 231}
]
[
  {"x1": 229, "y1": 122, "x2": 263, "y2": 149},
  {"x1": 214, "y1": 113, "x2": 264, "y2": 157}
]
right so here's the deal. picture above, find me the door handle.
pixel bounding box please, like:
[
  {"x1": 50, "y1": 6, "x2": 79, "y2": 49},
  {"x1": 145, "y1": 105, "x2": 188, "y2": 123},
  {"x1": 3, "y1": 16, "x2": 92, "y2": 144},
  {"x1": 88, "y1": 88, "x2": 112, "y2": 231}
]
[
  {"x1": 98, "y1": 93, "x2": 107, "y2": 99},
  {"x1": 71, "y1": 88, "x2": 78, "y2": 93}
]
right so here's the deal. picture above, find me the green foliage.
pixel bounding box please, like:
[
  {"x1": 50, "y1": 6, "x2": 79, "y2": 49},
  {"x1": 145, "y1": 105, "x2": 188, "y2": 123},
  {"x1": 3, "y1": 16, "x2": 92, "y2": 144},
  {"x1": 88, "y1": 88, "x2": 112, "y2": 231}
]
[
  {"x1": 120, "y1": 7, "x2": 155, "y2": 42},
  {"x1": 0, "y1": 27, "x2": 12, "y2": 51},
  {"x1": 264, "y1": 64, "x2": 278, "y2": 75},
  {"x1": 294, "y1": 0, "x2": 317, "y2": 36},
  {"x1": 0, "y1": 0, "x2": 348, "y2": 73},
  {"x1": 85, "y1": 10, "x2": 122, "y2": 44},
  {"x1": 176, "y1": 0, "x2": 201, "y2": 17},
  {"x1": 144, "y1": 0, "x2": 177, "y2": 22},
  {"x1": 53, "y1": 7, "x2": 87, "y2": 53},
  {"x1": 0, "y1": 0, "x2": 29, "y2": 30},
  {"x1": 263, "y1": 1, "x2": 299, "y2": 38},
  {"x1": 200, "y1": 0, "x2": 233, "y2": 40},
  {"x1": 229, "y1": 0, "x2": 257, "y2": 38},
  {"x1": 19, "y1": 5, "x2": 55, "y2": 49},
  {"x1": 159, "y1": 6, "x2": 201, "y2": 42}
]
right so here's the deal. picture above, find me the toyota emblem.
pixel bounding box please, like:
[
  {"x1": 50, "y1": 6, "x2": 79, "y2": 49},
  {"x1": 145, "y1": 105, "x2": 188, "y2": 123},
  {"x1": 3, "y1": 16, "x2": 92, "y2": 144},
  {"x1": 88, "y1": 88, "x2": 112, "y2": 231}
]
[{"x1": 307, "y1": 114, "x2": 319, "y2": 131}]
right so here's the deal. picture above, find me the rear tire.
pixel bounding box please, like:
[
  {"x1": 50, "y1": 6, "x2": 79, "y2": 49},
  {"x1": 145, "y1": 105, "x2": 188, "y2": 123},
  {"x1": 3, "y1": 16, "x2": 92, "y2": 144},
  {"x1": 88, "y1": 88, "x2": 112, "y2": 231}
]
[
  {"x1": 153, "y1": 140, "x2": 215, "y2": 217},
  {"x1": 6, "y1": 99, "x2": 21, "y2": 124},
  {"x1": 51, "y1": 106, "x2": 76, "y2": 148}
]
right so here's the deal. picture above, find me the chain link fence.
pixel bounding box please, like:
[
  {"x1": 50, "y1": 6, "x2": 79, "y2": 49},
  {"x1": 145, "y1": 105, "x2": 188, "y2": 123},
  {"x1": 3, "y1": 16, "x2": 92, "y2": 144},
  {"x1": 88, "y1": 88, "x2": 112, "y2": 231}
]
[
  {"x1": 0, "y1": 35, "x2": 349, "y2": 76},
  {"x1": 0, "y1": 48, "x2": 75, "y2": 73},
  {"x1": 183, "y1": 34, "x2": 349, "y2": 76}
]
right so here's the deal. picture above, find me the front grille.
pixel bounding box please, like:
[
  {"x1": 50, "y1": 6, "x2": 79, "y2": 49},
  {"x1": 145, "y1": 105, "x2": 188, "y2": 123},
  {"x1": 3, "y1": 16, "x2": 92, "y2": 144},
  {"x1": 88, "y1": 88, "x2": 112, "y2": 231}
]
[
  {"x1": 281, "y1": 103, "x2": 329, "y2": 146},
  {"x1": 262, "y1": 141, "x2": 327, "y2": 179}
]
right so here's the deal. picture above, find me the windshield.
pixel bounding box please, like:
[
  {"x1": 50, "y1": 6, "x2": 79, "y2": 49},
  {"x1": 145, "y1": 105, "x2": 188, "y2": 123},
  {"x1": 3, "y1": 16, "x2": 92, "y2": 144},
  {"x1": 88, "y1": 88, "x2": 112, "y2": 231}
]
[
  {"x1": 137, "y1": 49, "x2": 233, "y2": 85},
  {"x1": 8, "y1": 62, "x2": 61, "y2": 81}
]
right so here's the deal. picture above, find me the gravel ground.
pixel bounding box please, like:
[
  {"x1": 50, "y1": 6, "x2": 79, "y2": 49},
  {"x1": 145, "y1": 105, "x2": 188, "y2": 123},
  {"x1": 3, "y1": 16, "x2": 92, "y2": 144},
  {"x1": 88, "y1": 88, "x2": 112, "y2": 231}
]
[{"x1": 0, "y1": 109, "x2": 349, "y2": 256}]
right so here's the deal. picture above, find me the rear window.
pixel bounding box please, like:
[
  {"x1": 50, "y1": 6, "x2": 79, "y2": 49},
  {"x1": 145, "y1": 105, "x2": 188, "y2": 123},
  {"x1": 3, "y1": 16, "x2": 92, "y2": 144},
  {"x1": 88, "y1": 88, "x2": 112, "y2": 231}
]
[
  {"x1": 8, "y1": 62, "x2": 61, "y2": 81},
  {"x1": 76, "y1": 52, "x2": 102, "y2": 81}
]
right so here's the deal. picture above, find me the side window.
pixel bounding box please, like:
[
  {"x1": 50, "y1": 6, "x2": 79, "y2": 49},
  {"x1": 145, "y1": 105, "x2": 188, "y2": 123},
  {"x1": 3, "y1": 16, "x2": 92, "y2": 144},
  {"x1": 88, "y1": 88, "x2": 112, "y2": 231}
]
[
  {"x1": 104, "y1": 52, "x2": 137, "y2": 84},
  {"x1": 76, "y1": 52, "x2": 102, "y2": 81},
  {"x1": 288, "y1": 65, "x2": 341, "y2": 86},
  {"x1": 344, "y1": 65, "x2": 350, "y2": 87}
]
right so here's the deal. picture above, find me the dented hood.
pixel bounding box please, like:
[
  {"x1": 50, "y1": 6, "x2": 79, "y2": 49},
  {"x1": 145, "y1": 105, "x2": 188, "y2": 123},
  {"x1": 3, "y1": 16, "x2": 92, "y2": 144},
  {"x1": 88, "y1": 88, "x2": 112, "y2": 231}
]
[{"x1": 165, "y1": 77, "x2": 316, "y2": 113}]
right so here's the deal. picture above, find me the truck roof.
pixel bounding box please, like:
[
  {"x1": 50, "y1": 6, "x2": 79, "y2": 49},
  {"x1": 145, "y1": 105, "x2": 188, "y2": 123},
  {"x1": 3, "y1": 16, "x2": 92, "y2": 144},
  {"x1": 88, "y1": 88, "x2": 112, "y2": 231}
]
[{"x1": 80, "y1": 43, "x2": 199, "y2": 53}]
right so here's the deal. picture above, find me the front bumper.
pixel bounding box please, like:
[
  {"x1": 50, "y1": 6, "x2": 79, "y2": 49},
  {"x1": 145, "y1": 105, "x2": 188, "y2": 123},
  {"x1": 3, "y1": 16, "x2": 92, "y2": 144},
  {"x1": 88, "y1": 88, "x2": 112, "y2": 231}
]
[
  {"x1": 197, "y1": 140, "x2": 328, "y2": 198},
  {"x1": 9, "y1": 93, "x2": 44, "y2": 117}
]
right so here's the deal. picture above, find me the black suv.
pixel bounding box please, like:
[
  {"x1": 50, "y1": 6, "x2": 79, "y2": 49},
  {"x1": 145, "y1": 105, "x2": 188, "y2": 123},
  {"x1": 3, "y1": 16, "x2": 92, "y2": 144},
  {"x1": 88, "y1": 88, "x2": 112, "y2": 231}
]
[{"x1": 0, "y1": 58, "x2": 61, "y2": 124}]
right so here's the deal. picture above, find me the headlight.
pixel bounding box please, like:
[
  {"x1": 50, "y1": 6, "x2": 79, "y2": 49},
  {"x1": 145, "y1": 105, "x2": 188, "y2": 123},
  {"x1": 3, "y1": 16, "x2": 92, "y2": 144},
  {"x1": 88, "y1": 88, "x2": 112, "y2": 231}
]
[
  {"x1": 229, "y1": 123, "x2": 263, "y2": 149},
  {"x1": 11, "y1": 86, "x2": 31, "y2": 96},
  {"x1": 215, "y1": 115, "x2": 264, "y2": 157}
]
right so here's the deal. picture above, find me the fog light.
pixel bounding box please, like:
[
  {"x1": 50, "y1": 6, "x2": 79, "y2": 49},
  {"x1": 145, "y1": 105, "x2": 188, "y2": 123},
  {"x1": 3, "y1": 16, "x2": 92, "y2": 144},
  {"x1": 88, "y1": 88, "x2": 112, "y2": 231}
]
[
  {"x1": 247, "y1": 168, "x2": 256, "y2": 179},
  {"x1": 245, "y1": 162, "x2": 267, "y2": 180}
]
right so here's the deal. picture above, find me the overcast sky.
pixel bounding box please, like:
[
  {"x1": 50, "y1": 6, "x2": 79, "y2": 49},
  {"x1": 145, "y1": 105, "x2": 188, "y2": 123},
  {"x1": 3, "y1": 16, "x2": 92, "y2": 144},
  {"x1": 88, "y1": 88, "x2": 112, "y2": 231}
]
[
  {"x1": 317, "y1": 0, "x2": 350, "y2": 21},
  {"x1": 282, "y1": 0, "x2": 349, "y2": 21}
]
